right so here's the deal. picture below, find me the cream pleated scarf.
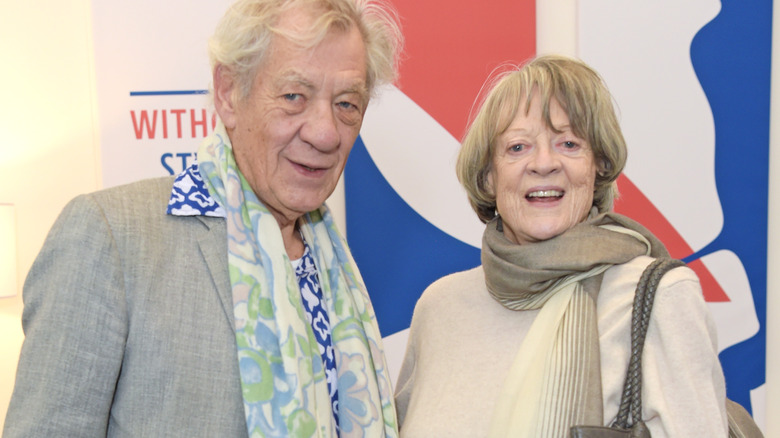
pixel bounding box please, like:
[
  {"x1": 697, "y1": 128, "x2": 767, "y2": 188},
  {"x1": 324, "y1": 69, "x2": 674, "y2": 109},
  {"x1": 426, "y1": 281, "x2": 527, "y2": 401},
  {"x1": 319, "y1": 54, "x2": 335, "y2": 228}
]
[
  {"x1": 483, "y1": 211, "x2": 669, "y2": 437},
  {"x1": 198, "y1": 121, "x2": 397, "y2": 438}
]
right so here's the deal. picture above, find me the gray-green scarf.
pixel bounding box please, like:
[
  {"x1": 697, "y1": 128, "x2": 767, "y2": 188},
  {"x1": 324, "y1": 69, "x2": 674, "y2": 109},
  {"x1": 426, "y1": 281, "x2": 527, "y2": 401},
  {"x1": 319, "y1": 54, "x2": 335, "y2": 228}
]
[{"x1": 484, "y1": 211, "x2": 669, "y2": 437}]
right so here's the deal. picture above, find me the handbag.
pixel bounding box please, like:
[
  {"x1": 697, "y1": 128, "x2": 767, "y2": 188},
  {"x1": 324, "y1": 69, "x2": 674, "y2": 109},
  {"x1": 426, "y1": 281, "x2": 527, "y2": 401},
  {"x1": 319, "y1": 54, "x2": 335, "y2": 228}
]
[{"x1": 570, "y1": 258, "x2": 763, "y2": 438}]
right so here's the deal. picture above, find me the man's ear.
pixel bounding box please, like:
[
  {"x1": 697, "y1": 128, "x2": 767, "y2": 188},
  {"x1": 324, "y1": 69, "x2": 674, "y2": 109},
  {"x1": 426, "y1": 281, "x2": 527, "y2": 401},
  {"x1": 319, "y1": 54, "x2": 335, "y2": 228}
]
[{"x1": 213, "y1": 64, "x2": 238, "y2": 129}]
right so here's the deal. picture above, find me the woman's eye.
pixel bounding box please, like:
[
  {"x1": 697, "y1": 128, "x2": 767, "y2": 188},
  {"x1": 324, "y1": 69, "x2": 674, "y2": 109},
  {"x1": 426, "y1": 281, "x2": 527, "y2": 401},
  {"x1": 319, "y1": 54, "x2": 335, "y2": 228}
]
[
  {"x1": 561, "y1": 140, "x2": 579, "y2": 149},
  {"x1": 510, "y1": 144, "x2": 525, "y2": 152},
  {"x1": 283, "y1": 93, "x2": 301, "y2": 101}
]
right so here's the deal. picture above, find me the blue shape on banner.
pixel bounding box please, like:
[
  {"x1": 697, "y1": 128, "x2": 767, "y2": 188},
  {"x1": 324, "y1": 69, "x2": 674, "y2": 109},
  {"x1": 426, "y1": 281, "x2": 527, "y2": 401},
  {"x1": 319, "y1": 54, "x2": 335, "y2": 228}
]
[
  {"x1": 690, "y1": 0, "x2": 770, "y2": 413},
  {"x1": 345, "y1": 137, "x2": 481, "y2": 336}
]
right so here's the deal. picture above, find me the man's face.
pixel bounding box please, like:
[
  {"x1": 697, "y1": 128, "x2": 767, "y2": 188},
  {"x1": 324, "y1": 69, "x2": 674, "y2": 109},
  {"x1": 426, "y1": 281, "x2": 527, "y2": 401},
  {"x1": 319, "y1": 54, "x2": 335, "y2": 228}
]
[{"x1": 217, "y1": 11, "x2": 368, "y2": 226}]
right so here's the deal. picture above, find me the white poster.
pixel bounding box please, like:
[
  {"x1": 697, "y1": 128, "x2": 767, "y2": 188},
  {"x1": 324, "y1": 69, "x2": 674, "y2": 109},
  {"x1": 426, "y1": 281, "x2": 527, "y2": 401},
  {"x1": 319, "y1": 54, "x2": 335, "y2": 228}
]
[{"x1": 92, "y1": 0, "x2": 230, "y2": 187}]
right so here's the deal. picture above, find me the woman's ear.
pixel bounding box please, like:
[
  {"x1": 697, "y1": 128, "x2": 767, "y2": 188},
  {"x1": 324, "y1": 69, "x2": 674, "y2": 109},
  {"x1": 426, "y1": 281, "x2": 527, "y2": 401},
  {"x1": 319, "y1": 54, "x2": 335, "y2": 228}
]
[
  {"x1": 597, "y1": 158, "x2": 611, "y2": 178},
  {"x1": 485, "y1": 169, "x2": 495, "y2": 196},
  {"x1": 213, "y1": 64, "x2": 238, "y2": 129}
]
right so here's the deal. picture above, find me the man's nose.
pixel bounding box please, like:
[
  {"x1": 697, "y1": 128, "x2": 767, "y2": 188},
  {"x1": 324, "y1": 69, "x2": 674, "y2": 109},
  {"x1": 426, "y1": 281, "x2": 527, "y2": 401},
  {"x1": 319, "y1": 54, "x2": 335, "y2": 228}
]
[{"x1": 300, "y1": 100, "x2": 340, "y2": 152}]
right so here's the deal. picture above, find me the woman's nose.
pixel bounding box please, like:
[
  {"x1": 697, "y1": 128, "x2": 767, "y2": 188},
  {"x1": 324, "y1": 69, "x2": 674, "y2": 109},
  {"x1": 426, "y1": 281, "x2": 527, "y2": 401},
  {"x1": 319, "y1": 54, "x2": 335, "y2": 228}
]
[{"x1": 528, "y1": 144, "x2": 561, "y2": 175}]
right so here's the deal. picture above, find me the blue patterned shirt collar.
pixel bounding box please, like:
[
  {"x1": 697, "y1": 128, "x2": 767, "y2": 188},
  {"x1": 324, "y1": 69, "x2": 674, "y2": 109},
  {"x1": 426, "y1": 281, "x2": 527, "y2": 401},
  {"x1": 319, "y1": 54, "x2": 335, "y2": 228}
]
[{"x1": 167, "y1": 160, "x2": 226, "y2": 217}]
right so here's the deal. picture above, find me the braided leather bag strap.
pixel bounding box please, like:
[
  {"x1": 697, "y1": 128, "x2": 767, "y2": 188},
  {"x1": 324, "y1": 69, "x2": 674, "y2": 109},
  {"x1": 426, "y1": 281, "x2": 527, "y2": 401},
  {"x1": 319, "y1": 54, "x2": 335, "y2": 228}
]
[{"x1": 613, "y1": 258, "x2": 686, "y2": 429}]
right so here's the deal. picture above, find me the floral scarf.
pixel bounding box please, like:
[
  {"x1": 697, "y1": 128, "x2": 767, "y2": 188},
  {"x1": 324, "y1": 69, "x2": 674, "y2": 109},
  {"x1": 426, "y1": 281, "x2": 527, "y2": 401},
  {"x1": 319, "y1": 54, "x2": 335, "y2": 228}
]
[{"x1": 198, "y1": 121, "x2": 397, "y2": 438}]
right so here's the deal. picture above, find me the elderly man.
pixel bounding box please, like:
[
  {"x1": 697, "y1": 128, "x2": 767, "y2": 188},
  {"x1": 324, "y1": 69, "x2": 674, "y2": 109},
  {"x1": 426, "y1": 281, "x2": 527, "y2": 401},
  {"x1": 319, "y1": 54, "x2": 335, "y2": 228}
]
[{"x1": 4, "y1": 0, "x2": 402, "y2": 436}]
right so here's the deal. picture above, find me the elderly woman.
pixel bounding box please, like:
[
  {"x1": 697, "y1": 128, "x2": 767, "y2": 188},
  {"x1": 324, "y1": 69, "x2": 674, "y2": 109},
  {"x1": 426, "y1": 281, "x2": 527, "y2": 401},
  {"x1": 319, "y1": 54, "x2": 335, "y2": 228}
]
[
  {"x1": 5, "y1": 0, "x2": 402, "y2": 437},
  {"x1": 394, "y1": 55, "x2": 728, "y2": 437}
]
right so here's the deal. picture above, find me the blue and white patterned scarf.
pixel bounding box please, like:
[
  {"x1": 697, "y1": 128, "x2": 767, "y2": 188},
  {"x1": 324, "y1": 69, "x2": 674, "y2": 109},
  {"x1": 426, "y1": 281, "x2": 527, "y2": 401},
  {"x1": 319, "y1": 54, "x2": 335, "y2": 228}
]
[
  {"x1": 294, "y1": 241, "x2": 340, "y2": 431},
  {"x1": 197, "y1": 121, "x2": 397, "y2": 438}
]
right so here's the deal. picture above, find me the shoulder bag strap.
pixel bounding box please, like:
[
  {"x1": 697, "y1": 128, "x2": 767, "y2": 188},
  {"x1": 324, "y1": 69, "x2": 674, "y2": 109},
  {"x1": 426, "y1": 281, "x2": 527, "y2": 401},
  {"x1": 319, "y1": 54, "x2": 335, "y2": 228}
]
[{"x1": 613, "y1": 258, "x2": 686, "y2": 429}]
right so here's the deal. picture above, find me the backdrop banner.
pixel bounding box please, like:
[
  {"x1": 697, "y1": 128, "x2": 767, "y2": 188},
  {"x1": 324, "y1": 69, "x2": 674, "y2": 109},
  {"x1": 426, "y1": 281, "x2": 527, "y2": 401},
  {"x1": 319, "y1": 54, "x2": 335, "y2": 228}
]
[
  {"x1": 577, "y1": 0, "x2": 768, "y2": 422},
  {"x1": 346, "y1": 0, "x2": 768, "y2": 431}
]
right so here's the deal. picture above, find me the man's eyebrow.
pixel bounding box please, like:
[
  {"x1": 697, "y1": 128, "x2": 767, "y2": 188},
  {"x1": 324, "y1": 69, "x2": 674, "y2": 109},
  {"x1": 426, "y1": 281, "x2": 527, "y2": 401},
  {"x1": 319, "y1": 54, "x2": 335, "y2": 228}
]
[
  {"x1": 274, "y1": 69, "x2": 369, "y2": 103},
  {"x1": 340, "y1": 81, "x2": 369, "y2": 102},
  {"x1": 273, "y1": 70, "x2": 315, "y2": 91}
]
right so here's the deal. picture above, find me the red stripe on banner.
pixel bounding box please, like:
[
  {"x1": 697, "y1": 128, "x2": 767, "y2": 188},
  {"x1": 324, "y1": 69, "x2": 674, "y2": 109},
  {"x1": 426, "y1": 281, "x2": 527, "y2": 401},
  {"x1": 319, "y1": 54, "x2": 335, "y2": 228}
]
[
  {"x1": 614, "y1": 174, "x2": 729, "y2": 302},
  {"x1": 391, "y1": 0, "x2": 535, "y2": 140}
]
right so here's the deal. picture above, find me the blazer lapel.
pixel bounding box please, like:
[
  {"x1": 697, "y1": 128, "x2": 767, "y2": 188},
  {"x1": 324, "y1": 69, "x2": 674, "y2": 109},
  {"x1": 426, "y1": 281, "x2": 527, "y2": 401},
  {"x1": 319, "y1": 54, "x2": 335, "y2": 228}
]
[{"x1": 196, "y1": 216, "x2": 234, "y2": 328}]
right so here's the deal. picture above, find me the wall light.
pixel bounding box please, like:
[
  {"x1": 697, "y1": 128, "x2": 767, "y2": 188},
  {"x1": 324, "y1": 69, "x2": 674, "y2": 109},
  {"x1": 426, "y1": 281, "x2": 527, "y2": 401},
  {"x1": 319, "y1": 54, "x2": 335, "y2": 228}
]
[{"x1": 0, "y1": 204, "x2": 17, "y2": 298}]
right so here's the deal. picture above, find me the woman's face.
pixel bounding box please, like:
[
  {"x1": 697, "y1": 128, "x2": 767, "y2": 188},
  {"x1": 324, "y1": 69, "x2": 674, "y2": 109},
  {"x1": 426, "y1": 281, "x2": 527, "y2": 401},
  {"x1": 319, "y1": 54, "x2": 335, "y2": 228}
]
[{"x1": 487, "y1": 92, "x2": 597, "y2": 245}]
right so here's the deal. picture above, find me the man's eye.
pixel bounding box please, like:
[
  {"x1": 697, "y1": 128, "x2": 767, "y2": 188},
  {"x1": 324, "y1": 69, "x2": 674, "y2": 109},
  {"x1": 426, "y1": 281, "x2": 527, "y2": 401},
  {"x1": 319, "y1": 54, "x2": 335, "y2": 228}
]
[
  {"x1": 283, "y1": 93, "x2": 301, "y2": 101},
  {"x1": 337, "y1": 101, "x2": 358, "y2": 111}
]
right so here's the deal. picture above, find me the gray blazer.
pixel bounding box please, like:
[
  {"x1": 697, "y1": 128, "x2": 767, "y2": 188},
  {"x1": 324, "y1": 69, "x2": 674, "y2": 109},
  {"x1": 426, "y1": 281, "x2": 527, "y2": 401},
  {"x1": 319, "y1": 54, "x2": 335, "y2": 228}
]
[{"x1": 4, "y1": 177, "x2": 249, "y2": 437}]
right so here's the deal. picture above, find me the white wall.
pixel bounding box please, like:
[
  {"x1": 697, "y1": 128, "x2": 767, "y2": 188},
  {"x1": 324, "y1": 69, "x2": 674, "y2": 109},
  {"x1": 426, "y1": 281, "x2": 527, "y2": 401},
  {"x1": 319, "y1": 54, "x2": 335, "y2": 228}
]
[
  {"x1": 0, "y1": 0, "x2": 777, "y2": 436},
  {"x1": 0, "y1": 0, "x2": 99, "y2": 431}
]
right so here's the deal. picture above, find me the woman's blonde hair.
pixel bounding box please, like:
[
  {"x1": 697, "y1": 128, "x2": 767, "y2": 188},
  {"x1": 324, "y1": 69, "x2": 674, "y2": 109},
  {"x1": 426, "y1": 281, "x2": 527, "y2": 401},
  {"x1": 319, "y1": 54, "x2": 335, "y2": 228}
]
[
  {"x1": 209, "y1": 0, "x2": 403, "y2": 101},
  {"x1": 456, "y1": 55, "x2": 627, "y2": 223}
]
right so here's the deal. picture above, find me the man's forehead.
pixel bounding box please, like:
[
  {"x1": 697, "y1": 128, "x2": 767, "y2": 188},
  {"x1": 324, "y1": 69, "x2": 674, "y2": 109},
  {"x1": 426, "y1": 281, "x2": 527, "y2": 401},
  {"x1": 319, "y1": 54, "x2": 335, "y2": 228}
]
[
  {"x1": 262, "y1": 24, "x2": 368, "y2": 95},
  {"x1": 273, "y1": 5, "x2": 356, "y2": 47},
  {"x1": 274, "y1": 5, "x2": 319, "y2": 32}
]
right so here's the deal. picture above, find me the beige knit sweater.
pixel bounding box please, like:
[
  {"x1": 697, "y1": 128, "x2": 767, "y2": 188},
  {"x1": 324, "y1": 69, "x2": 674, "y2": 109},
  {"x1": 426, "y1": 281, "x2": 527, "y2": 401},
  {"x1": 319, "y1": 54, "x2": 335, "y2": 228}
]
[{"x1": 394, "y1": 255, "x2": 728, "y2": 437}]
